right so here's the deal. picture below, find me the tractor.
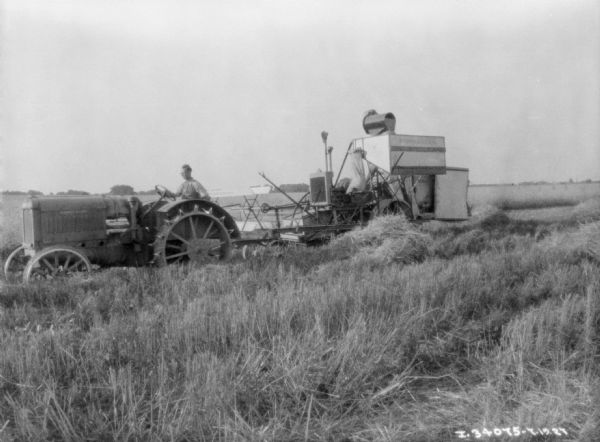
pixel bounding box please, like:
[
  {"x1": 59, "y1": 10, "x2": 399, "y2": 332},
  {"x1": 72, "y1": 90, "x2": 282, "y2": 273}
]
[{"x1": 3, "y1": 186, "x2": 240, "y2": 283}]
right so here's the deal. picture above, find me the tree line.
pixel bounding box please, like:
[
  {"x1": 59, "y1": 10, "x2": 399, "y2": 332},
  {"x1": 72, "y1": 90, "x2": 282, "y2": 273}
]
[
  {"x1": 2, "y1": 183, "x2": 313, "y2": 196},
  {"x1": 1, "y1": 185, "x2": 150, "y2": 196}
]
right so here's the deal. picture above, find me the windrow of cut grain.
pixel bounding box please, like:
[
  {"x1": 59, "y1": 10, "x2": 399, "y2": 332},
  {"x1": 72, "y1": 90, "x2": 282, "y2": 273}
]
[
  {"x1": 329, "y1": 215, "x2": 431, "y2": 265},
  {"x1": 542, "y1": 220, "x2": 600, "y2": 263},
  {"x1": 571, "y1": 197, "x2": 600, "y2": 222}
]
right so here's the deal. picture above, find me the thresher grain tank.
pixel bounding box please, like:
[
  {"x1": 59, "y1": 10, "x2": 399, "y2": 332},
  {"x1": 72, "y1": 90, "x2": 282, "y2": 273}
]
[{"x1": 352, "y1": 113, "x2": 470, "y2": 220}]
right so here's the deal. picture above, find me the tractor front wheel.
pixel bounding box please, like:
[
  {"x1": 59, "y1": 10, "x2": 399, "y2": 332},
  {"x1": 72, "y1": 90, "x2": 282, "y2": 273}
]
[
  {"x1": 3, "y1": 245, "x2": 29, "y2": 283},
  {"x1": 23, "y1": 246, "x2": 92, "y2": 283}
]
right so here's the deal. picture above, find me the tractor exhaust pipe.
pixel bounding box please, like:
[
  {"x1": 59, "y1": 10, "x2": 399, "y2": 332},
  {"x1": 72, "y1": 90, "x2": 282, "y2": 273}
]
[{"x1": 321, "y1": 131, "x2": 331, "y2": 204}]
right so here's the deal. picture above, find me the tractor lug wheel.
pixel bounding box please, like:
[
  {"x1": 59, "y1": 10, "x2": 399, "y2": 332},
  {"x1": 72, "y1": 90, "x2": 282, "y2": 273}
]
[
  {"x1": 154, "y1": 212, "x2": 232, "y2": 266},
  {"x1": 23, "y1": 246, "x2": 91, "y2": 283},
  {"x1": 3, "y1": 245, "x2": 29, "y2": 283}
]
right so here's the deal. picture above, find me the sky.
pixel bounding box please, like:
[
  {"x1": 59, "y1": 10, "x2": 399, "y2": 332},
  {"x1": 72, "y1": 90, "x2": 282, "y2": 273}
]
[{"x1": 1, "y1": 0, "x2": 598, "y2": 194}]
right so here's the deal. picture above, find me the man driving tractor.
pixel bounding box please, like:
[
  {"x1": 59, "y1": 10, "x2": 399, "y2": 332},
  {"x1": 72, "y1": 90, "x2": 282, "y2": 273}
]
[{"x1": 172, "y1": 164, "x2": 210, "y2": 200}]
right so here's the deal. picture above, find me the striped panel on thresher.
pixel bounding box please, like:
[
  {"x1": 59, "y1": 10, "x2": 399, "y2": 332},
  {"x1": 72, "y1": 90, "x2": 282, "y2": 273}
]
[{"x1": 354, "y1": 133, "x2": 446, "y2": 176}]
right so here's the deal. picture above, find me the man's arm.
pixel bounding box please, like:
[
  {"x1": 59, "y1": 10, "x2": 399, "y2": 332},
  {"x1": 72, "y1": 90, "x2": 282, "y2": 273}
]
[
  {"x1": 174, "y1": 182, "x2": 184, "y2": 197},
  {"x1": 193, "y1": 181, "x2": 210, "y2": 199}
]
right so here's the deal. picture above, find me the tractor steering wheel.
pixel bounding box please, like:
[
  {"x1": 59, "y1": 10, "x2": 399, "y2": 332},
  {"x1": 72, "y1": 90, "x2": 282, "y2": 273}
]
[{"x1": 155, "y1": 185, "x2": 176, "y2": 201}]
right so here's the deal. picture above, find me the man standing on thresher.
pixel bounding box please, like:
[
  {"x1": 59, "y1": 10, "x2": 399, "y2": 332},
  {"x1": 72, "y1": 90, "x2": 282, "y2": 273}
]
[{"x1": 175, "y1": 164, "x2": 210, "y2": 200}]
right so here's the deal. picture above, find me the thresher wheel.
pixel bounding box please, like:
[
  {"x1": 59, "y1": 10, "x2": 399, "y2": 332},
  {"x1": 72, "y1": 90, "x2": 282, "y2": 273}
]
[
  {"x1": 382, "y1": 201, "x2": 413, "y2": 220},
  {"x1": 3, "y1": 245, "x2": 29, "y2": 283},
  {"x1": 291, "y1": 192, "x2": 314, "y2": 226},
  {"x1": 154, "y1": 212, "x2": 232, "y2": 266},
  {"x1": 23, "y1": 246, "x2": 92, "y2": 283},
  {"x1": 241, "y1": 240, "x2": 278, "y2": 260}
]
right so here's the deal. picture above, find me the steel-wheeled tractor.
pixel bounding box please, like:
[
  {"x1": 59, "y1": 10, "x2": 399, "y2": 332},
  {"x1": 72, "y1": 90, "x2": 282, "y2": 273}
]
[{"x1": 4, "y1": 186, "x2": 240, "y2": 282}]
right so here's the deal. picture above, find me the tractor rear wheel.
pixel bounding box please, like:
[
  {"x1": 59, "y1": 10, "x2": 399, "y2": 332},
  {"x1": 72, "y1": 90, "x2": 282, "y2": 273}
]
[
  {"x1": 23, "y1": 246, "x2": 91, "y2": 283},
  {"x1": 153, "y1": 212, "x2": 232, "y2": 266},
  {"x1": 3, "y1": 245, "x2": 29, "y2": 283}
]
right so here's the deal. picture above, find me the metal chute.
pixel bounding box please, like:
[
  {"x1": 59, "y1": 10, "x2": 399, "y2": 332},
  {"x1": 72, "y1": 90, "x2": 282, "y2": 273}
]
[{"x1": 362, "y1": 110, "x2": 396, "y2": 135}]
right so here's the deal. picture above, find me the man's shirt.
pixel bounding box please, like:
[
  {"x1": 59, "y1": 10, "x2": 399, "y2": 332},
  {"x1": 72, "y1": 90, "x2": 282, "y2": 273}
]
[{"x1": 177, "y1": 179, "x2": 209, "y2": 199}]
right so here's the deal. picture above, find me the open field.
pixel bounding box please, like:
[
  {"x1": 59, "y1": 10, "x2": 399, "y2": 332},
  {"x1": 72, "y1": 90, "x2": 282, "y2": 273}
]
[
  {"x1": 469, "y1": 182, "x2": 600, "y2": 210},
  {"x1": 0, "y1": 191, "x2": 599, "y2": 440}
]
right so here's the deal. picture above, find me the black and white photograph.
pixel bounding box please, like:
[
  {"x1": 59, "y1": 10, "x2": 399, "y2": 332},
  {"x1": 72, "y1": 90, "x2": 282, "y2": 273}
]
[{"x1": 0, "y1": 0, "x2": 599, "y2": 440}]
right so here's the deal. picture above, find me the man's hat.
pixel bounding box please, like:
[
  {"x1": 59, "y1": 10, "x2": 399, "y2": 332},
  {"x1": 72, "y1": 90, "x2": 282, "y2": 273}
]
[{"x1": 182, "y1": 164, "x2": 192, "y2": 171}]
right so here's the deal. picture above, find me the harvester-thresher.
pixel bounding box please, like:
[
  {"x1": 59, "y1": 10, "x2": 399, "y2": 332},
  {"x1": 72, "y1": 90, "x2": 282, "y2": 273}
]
[
  {"x1": 4, "y1": 188, "x2": 240, "y2": 282},
  {"x1": 255, "y1": 110, "x2": 470, "y2": 244}
]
